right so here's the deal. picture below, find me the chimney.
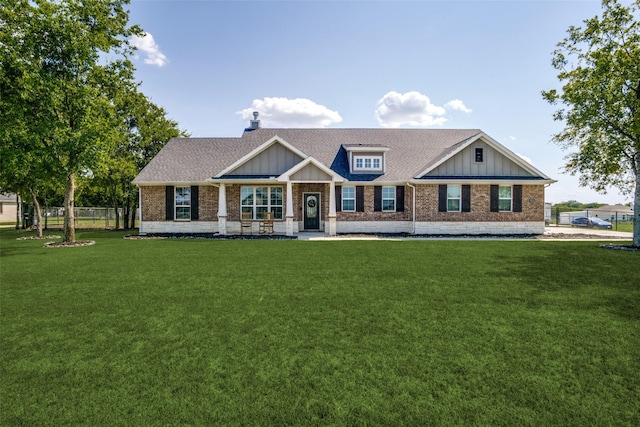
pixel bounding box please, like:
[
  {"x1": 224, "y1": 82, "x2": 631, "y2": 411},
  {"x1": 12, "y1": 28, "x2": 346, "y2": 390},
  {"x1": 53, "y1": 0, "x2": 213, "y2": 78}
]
[{"x1": 249, "y1": 111, "x2": 261, "y2": 130}]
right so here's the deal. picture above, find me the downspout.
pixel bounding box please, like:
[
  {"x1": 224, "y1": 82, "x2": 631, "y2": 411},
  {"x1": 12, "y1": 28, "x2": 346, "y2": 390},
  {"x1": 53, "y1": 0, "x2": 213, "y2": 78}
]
[{"x1": 407, "y1": 182, "x2": 416, "y2": 234}]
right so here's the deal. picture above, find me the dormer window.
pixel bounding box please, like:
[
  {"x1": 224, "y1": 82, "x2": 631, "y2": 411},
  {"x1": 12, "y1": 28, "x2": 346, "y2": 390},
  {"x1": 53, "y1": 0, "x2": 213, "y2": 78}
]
[
  {"x1": 354, "y1": 155, "x2": 382, "y2": 172},
  {"x1": 344, "y1": 144, "x2": 389, "y2": 174}
]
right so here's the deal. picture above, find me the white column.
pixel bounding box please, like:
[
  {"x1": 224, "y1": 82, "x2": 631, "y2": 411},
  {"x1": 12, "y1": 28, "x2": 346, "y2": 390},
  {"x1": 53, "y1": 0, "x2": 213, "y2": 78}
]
[
  {"x1": 217, "y1": 183, "x2": 227, "y2": 235},
  {"x1": 328, "y1": 181, "x2": 337, "y2": 236},
  {"x1": 286, "y1": 181, "x2": 294, "y2": 236}
]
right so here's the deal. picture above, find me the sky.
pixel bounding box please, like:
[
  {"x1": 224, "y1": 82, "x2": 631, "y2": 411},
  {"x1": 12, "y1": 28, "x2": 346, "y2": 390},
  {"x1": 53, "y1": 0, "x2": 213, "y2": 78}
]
[{"x1": 126, "y1": 0, "x2": 631, "y2": 205}]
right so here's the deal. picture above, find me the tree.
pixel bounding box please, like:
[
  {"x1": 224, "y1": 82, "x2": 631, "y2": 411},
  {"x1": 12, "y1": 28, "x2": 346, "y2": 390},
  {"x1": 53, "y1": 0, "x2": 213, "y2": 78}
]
[
  {"x1": 0, "y1": 0, "x2": 141, "y2": 243},
  {"x1": 542, "y1": 0, "x2": 640, "y2": 247},
  {"x1": 94, "y1": 87, "x2": 184, "y2": 230}
]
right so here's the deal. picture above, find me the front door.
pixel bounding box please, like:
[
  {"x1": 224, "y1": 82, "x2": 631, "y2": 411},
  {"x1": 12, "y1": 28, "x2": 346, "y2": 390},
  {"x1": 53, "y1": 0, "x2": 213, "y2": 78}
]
[{"x1": 303, "y1": 193, "x2": 321, "y2": 230}]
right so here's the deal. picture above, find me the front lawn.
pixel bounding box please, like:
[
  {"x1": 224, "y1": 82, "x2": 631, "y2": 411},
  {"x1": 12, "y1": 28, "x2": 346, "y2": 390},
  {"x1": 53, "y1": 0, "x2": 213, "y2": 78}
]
[{"x1": 1, "y1": 230, "x2": 638, "y2": 425}]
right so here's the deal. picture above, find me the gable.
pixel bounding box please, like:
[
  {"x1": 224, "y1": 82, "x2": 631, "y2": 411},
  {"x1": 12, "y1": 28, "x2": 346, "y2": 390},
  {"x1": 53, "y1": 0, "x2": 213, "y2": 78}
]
[
  {"x1": 226, "y1": 141, "x2": 304, "y2": 177},
  {"x1": 290, "y1": 163, "x2": 333, "y2": 181},
  {"x1": 423, "y1": 140, "x2": 536, "y2": 178}
]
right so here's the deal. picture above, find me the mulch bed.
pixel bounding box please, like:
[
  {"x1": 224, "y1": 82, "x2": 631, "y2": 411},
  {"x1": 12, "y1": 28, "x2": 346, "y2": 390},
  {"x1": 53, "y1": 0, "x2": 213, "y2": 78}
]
[
  {"x1": 43, "y1": 240, "x2": 95, "y2": 248},
  {"x1": 16, "y1": 235, "x2": 61, "y2": 240}
]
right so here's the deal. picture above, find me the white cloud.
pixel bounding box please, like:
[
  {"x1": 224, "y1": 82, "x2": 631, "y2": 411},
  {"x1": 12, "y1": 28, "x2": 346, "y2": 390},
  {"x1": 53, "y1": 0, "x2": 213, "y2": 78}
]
[
  {"x1": 238, "y1": 97, "x2": 342, "y2": 127},
  {"x1": 516, "y1": 153, "x2": 532, "y2": 164},
  {"x1": 130, "y1": 33, "x2": 168, "y2": 67},
  {"x1": 444, "y1": 99, "x2": 472, "y2": 114},
  {"x1": 375, "y1": 91, "x2": 447, "y2": 128},
  {"x1": 375, "y1": 91, "x2": 472, "y2": 128}
]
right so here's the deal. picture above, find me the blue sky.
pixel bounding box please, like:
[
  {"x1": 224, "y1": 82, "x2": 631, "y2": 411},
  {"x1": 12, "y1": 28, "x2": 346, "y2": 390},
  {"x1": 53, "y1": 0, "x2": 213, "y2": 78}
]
[{"x1": 127, "y1": 0, "x2": 630, "y2": 205}]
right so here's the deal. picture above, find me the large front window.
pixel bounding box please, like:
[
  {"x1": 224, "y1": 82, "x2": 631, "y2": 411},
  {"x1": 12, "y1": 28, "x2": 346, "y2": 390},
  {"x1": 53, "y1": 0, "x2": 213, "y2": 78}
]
[
  {"x1": 382, "y1": 186, "x2": 395, "y2": 212},
  {"x1": 499, "y1": 186, "x2": 512, "y2": 212},
  {"x1": 241, "y1": 186, "x2": 283, "y2": 219},
  {"x1": 175, "y1": 187, "x2": 191, "y2": 220}
]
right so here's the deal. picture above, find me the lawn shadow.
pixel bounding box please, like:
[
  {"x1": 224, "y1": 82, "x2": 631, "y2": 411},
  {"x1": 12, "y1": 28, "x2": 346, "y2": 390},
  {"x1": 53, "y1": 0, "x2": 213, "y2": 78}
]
[{"x1": 505, "y1": 243, "x2": 640, "y2": 322}]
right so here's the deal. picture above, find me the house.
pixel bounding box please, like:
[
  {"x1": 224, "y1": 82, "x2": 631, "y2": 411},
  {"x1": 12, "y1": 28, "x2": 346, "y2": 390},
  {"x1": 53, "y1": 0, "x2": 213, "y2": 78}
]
[
  {"x1": 559, "y1": 204, "x2": 634, "y2": 225},
  {"x1": 133, "y1": 114, "x2": 555, "y2": 236},
  {"x1": 591, "y1": 204, "x2": 633, "y2": 222},
  {"x1": 0, "y1": 193, "x2": 19, "y2": 224}
]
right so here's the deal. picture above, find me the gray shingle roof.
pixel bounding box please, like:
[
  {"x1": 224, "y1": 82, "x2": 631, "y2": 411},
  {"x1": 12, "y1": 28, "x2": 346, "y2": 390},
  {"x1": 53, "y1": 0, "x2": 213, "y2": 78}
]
[{"x1": 133, "y1": 128, "x2": 491, "y2": 184}]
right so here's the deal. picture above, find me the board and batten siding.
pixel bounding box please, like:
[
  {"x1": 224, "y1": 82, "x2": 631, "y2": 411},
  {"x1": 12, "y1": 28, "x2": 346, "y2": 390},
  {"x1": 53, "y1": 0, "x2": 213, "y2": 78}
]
[
  {"x1": 427, "y1": 141, "x2": 533, "y2": 177},
  {"x1": 290, "y1": 163, "x2": 332, "y2": 181},
  {"x1": 227, "y1": 142, "x2": 303, "y2": 176}
]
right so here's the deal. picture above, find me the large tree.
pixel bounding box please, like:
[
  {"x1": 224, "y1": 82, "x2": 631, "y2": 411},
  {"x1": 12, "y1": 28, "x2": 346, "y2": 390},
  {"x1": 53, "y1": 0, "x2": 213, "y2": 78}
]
[
  {"x1": 1, "y1": 0, "x2": 140, "y2": 243},
  {"x1": 542, "y1": 0, "x2": 640, "y2": 247}
]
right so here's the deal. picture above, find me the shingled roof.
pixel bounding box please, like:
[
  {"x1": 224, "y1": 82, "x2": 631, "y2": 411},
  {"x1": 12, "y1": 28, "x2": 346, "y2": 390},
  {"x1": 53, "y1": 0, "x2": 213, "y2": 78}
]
[{"x1": 133, "y1": 128, "x2": 512, "y2": 184}]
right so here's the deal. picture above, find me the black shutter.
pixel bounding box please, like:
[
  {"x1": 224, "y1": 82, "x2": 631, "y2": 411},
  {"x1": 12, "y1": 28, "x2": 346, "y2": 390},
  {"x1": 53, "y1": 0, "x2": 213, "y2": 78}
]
[
  {"x1": 513, "y1": 185, "x2": 523, "y2": 212},
  {"x1": 191, "y1": 186, "x2": 199, "y2": 220},
  {"x1": 462, "y1": 185, "x2": 471, "y2": 212},
  {"x1": 490, "y1": 185, "x2": 499, "y2": 212},
  {"x1": 165, "y1": 186, "x2": 174, "y2": 220},
  {"x1": 438, "y1": 185, "x2": 447, "y2": 212},
  {"x1": 356, "y1": 186, "x2": 364, "y2": 212},
  {"x1": 373, "y1": 186, "x2": 382, "y2": 212},
  {"x1": 396, "y1": 186, "x2": 405, "y2": 212},
  {"x1": 335, "y1": 185, "x2": 342, "y2": 212}
]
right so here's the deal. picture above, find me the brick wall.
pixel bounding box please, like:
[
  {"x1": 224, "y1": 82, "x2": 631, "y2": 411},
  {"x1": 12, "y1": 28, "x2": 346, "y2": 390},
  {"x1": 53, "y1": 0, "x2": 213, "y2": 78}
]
[
  {"x1": 142, "y1": 183, "x2": 545, "y2": 225},
  {"x1": 336, "y1": 185, "x2": 412, "y2": 222},
  {"x1": 140, "y1": 186, "x2": 165, "y2": 221},
  {"x1": 141, "y1": 185, "x2": 219, "y2": 221},
  {"x1": 414, "y1": 184, "x2": 545, "y2": 222}
]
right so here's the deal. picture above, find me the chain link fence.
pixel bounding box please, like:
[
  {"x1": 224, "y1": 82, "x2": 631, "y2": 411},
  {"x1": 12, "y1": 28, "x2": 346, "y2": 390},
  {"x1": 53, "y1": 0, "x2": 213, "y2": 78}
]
[
  {"x1": 28, "y1": 207, "x2": 138, "y2": 229},
  {"x1": 548, "y1": 207, "x2": 635, "y2": 232}
]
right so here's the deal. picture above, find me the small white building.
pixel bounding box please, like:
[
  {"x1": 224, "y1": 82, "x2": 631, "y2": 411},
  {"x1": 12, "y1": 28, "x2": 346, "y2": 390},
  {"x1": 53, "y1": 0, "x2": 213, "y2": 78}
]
[
  {"x1": 0, "y1": 193, "x2": 19, "y2": 223},
  {"x1": 590, "y1": 204, "x2": 634, "y2": 222}
]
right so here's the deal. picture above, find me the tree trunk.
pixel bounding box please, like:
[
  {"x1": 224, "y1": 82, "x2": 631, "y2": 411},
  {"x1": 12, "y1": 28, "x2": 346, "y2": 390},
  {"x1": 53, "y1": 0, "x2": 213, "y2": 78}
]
[
  {"x1": 112, "y1": 190, "x2": 119, "y2": 230},
  {"x1": 130, "y1": 191, "x2": 137, "y2": 229},
  {"x1": 64, "y1": 173, "x2": 76, "y2": 243},
  {"x1": 123, "y1": 196, "x2": 130, "y2": 230},
  {"x1": 29, "y1": 188, "x2": 43, "y2": 238},
  {"x1": 15, "y1": 193, "x2": 21, "y2": 230},
  {"x1": 633, "y1": 167, "x2": 639, "y2": 248}
]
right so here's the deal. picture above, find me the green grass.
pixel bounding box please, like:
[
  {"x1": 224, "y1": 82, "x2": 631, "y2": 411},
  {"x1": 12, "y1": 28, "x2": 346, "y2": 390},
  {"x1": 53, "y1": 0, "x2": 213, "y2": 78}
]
[{"x1": 1, "y1": 230, "x2": 639, "y2": 426}]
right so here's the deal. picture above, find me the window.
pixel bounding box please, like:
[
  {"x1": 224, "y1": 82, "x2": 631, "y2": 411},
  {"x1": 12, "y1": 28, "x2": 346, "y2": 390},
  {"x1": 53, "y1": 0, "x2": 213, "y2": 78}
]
[
  {"x1": 241, "y1": 186, "x2": 283, "y2": 219},
  {"x1": 175, "y1": 187, "x2": 191, "y2": 220},
  {"x1": 475, "y1": 147, "x2": 484, "y2": 163},
  {"x1": 342, "y1": 186, "x2": 355, "y2": 212},
  {"x1": 447, "y1": 185, "x2": 461, "y2": 212},
  {"x1": 353, "y1": 155, "x2": 383, "y2": 172},
  {"x1": 499, "y1": 186, "x2": 512, "y2": 211},
  {"x1": 382, "y1": 186, "x2": 395, "y2": 212}
]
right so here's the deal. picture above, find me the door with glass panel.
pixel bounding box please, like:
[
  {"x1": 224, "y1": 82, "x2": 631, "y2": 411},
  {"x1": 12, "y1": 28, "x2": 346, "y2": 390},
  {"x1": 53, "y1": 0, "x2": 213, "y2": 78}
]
[{"x1": 303, "y1": 193, "x2": 320, "y2": 230}]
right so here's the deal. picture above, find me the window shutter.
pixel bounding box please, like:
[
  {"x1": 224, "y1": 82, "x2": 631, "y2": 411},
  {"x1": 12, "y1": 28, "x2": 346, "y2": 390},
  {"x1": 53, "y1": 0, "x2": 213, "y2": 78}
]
[
  {"x1": 462, "y1": 185, "x2": 471, "y2": 212},
  {"x1": 490, "y1": 185, "x2": 499, "y2": 212},
  {"x1": 373, "y1": 186, "x2": 382, "y2": 212},
  {"x1": 438, "y1": 185, "x2": 447, "y2": 212},
  {"x1": 396, "y1": 186, "x2": 405, "y2": 212},
  {"x1": 335, "y1": 185, "x2": 342, "y2": 212},
  {"x1": 191, "y1": 186, "x2": 199, "y2": 220},
  {"x1": 165, "y1": 186, "x2": 174, "y2": 220},
  {"x1": 513, "y1": 185, "x2": 522, "y2": 212},
  {"x1": 356, "y1": 186, "x2": 364, "y2": 212}
]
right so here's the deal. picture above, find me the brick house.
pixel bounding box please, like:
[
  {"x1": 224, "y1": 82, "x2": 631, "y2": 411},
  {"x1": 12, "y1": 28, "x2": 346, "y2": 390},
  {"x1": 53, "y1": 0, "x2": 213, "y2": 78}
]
[{"x1": 133, "y1": 114, "x2": 555, "y2": 236}]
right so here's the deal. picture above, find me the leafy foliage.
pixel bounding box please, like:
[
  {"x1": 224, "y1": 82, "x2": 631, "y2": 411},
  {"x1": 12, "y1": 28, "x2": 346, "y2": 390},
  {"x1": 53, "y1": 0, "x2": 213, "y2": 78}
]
[
  {"x1": 542, "y1": 0, "x2": 640, "y2": 246},
  {"x1": 0, "y1": 1, "x2": 183, "y2": 237}
]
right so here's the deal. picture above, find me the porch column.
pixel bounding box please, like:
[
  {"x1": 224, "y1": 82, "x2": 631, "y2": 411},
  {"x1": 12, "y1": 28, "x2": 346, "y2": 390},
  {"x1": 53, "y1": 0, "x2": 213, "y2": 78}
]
[
  {"x1": 286, "y1": 180, "x2": 294, "y2": 236},
  {"x1": 217, "y1": 183, "x2": 227, "y2": 235},
  {"x1": 328, "y1": 181, "x2": 337, "y2": 236}
]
